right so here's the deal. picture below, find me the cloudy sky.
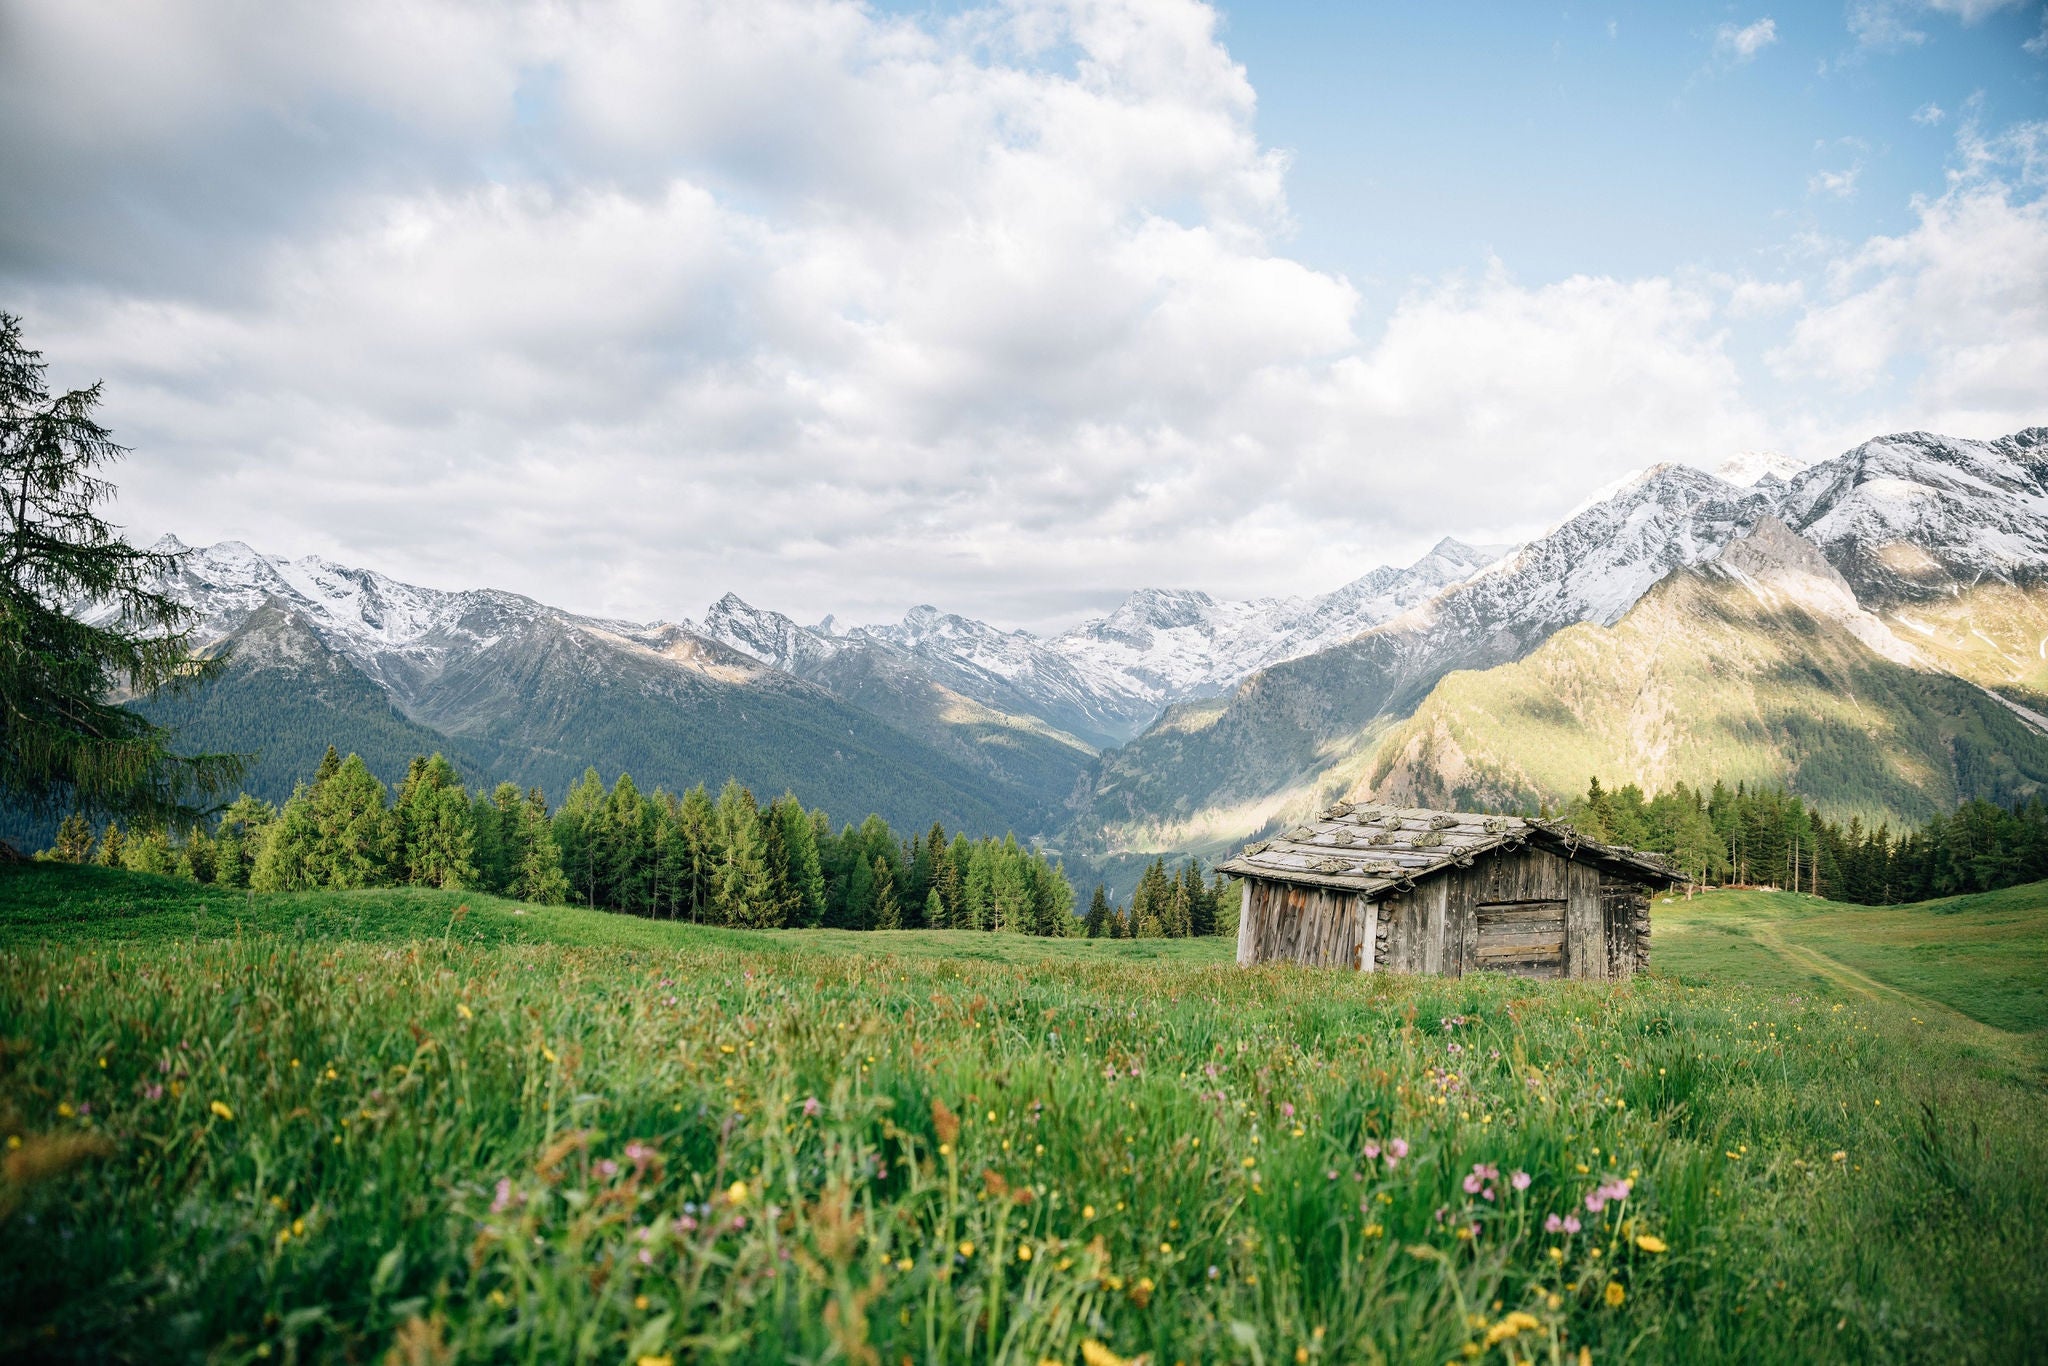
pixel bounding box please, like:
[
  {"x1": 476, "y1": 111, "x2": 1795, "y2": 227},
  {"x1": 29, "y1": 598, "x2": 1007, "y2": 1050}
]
[{"x1": 2, "y1": 0, "x2": 2044, "y2": 632}]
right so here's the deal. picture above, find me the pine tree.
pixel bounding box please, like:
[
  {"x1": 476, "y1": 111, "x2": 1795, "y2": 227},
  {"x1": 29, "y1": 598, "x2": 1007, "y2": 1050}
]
[
  {"x1": 773, "y1": 794, "x2": 828, "y2": 926},
  {"x1": 510, "y1": 787, "x2": 569, "y2": 904},
  {"x1": 49, "y1": 813, "x2": 93, "y2": 862},
  {"x1": 871, "y1": 856, "x2": 901, "y2": 929},
  {"x1": 605, "y1": 771, "x2": 651, "y2": 913},
  {"x1": 251, "y1": 786, "x2": 318, "y2": 892},
  {"x1": 211, "y1": 793, "x2": 275, "y2": 891},
  {"x1": 1084, "y1": 885, "x2": 1110, "y2": 938},
  {"x1": 924, "y1": 886, "x2": 945, "y2": 929},
  {"x1": 553, "y1": 768, "x2": 608, "y2": 907},
  {"x1": 675, "y1": 785, "x2": 718, "y2": 922},
  {"x1": 94, "y1": 820, "x2": 124, "y2": 867},
  {"x1": 1185, "y1": 862, "x2": 1217, "y2": 937},
  {"x1": 121, "y1": 826, "x2": 174, "y2": 876},
  {"x1": 0, "y1": 314, "x2": 242, "y2": 828},
  {"x1": 965, "y1": 841, "x2": 995, "y2": 930},
  {"x1": 310, "y1": 754, "x2": 392, "y2": 888}
]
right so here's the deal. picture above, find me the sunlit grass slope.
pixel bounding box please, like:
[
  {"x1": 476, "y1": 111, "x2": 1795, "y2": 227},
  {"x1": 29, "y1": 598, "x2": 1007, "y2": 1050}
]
[{"x1": 3, "y1": 865, "x2": 2046, "y2": 1364}]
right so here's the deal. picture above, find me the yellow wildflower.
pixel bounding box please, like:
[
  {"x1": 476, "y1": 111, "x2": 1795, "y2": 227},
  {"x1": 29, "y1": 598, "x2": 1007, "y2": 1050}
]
[
  {"x1": 1605, "y1": 1281, "x2": 1626, "y2": 1307},
  {"x1": 210, "y1": 1101, "x2": 235, "y2": 1122},
  {"x1": 1080, "y1": 1342, "x2": 1130, "y2": 1366},
  {"x1": 727, "y1": 1180, "x2": 749, "y2": 1204},
  {"x1": 958, "y1": 1241, "x2": 975, "y2": 1258},
  {"x1": 1018, "y1": 1244, "x2": 1033, "y2": 1261},
  {"x1": 637, "y1": 1357, "x2": 673, "y2": 1366},
  {"x1": 1483, "y1": 1311, "x2": 1542, "y2": 1347},
  {"x1": 1635, "y1": 1234, "x2": 1667, "y2": 1254},
  {"x1": 457, "y1": 1004, "x2": 474, "y2": 1020}
]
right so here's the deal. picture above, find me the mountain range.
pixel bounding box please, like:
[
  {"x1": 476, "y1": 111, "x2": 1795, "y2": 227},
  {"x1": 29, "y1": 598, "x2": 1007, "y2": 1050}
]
[{"x1": 82, "y1": 425, "x2": 2048, "y2": 887}]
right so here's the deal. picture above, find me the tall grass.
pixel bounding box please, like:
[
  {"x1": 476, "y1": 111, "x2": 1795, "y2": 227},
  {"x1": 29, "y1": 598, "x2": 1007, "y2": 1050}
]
[{"x1": 3, "y1": 889, "x2": 2045, "y2": 1362}]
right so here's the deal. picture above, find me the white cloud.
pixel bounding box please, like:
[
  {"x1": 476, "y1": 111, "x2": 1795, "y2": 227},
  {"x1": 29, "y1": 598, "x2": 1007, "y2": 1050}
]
[
  {"x1": 1773, "y1": 120, "x2": 2048, "y2": 433},
  {"x1": 0, "y1": 0, "x2": 2043, "y2": 630},
  {"x1": 1848, "y1": 0, "x2": 2026, "y2": 49},
  {"x1": 2027, "y1": 9, "x2": 2048, "y2": 55},
  {"x1": 1913, "y1": 102, "x2": 1946, "y2": 125},
  {"x1": 1809, "y1": 165, "x2": 1863, "y2": 197},
  {"x1": 1714, "y1": 18, "x2": 1780, "y2": 61}
]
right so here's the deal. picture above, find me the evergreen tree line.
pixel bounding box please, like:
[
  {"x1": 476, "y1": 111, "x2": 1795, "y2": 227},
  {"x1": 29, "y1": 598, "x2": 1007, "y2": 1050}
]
[
  {"x1": 1563, "y1": 775, "x2": 2048, "y2": 905},
  {"x1": 1078, "y1": 857, "x2": 1234, "y2": 939},
  {"x1": 41, "y1": 748, "x2": 1081, "y2": 933}
]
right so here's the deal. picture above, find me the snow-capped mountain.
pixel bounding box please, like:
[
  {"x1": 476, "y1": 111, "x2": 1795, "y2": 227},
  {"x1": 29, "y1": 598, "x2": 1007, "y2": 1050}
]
[
  {"x1": 1777, "y1": 428, "x2": 2048, "y2": 604},
  {"x1": 1082, "y1": 426, "x2": 2048, "y2": 855},
  {"x1": 1710, "y1": 449, "x2": 1811, "y2": 488},
  {"x1": 689, "y1": 537, "x2": 1517, "y2": 743},
  {"x1": 1047, "y1": 538, "x2": 1510, "y2": 710}
]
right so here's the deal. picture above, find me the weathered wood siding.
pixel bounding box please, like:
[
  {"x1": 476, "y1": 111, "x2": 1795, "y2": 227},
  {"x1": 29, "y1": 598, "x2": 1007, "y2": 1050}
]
[
  {"x1": 1599, "y1": 874, "x2": 1653, "y2": 977},
  {"x1": 1236, "y1": 878, "x2": 1373, "y2": 970},
  {"x1": 1244, "y1": 845, "x2": 1657, "y2": 981}
]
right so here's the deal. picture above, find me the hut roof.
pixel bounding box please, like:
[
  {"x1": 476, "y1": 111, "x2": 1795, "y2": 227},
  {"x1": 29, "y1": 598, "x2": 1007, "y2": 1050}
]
[{"x1": 1214, "y1": 802, "x2": 1681, "y2": 898}]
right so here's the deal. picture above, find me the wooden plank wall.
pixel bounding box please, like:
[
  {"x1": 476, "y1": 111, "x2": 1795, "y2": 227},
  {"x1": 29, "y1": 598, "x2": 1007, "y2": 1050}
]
[
  {"x1": 1239, "y1": 879, "x2": 1370, "y2": 970},
  {"x1": 1348, "y1": 846, "x2": 1612, "y2": 981},
  {"x1": 1243, "y1": 847, "x2": 1633, "y2": 982},
  {"x1": 1598, "y1": 876, "x2": 1652, "y2": 979}
]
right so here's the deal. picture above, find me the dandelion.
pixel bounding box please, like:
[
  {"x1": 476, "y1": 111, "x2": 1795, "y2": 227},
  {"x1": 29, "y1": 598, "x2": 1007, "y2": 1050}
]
[
  {"x1": 209, "y1": 1101, "x2": 234, "y2": 1122},
  {"x1": 1081, "y1": 1342, "x2": 1131, "y2": 1366},
  {"x1": 1605, "y1": 1281, "x2": 1626, "y2": 1307},
  {"x1": 727, "y1": 1180, "x2": 749, "y2": 1204},
  {"x1": 1635, "y1": 1234, "x2": 1667, "y2": 1254}
]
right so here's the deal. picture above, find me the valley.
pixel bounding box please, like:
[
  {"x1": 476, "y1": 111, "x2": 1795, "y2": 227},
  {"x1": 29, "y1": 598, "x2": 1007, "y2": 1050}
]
[{"x1": 114, "y1": 426, "x2": 2048, "y2": 893}]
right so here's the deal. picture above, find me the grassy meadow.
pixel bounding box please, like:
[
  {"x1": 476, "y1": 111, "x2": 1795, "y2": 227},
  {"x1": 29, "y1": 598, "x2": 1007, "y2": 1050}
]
[{"x1": 3, "y1": 864, "x2": 2046, "y2": 1364}]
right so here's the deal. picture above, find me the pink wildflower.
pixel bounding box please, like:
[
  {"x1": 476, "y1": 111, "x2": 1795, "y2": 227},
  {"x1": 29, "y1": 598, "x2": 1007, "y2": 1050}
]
[
  {"x1": 675, "y1": 1215, "x2": 699, "y2": 1234},
  {"x1": 1464, "y1": 1174, "x2": 1482, "y2": 1194},
  {"x1": 596, "y1": 1159, "x2": 619, "y2": 1180},
  {"x1": 802, "y1": 1096, "x2": 823, "y2": 1118},
  {"x1": 491, "y1": 1178, "x2": 519, "y2": 1214},
  {"x1": 1281, "y1": 1102, "x2": 1295, "y2": 1119},
  {"x1": 1544, "y1": 1213, "x2": 1564, "y2": 1233},
  {"x1": 1363, "y1": 1141, "x2": 1381, "y2": 1160},
  {"x1": 1511, "y1": 1170, "x2": 1532, "y2": 1191}
]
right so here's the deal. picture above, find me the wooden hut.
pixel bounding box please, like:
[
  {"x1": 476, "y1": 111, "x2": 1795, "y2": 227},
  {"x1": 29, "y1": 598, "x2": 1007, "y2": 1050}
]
[{"x1": 1217, "y1": 802, "x2": 1680, "y2": 980}]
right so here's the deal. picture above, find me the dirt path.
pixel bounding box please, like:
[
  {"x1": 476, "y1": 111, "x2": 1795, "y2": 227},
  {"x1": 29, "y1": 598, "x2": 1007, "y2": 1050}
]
[{"x1": 1743, "y1": 920, "x2": 1926, "y2": 1006}]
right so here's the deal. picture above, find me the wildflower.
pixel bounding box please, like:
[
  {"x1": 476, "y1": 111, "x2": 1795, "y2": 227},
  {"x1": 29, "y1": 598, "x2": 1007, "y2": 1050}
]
[
  {"x1": 1605, "y1": 1281, "x2": 1626, "y2": 1307},
  {"x1": 1634, "y1": 1234, "x2": 1667, "y2": 1254},
  {"x1": 1080, "y1": 1342, "x2": 1131, "y2": 1366},
  {"x1": 1511, "y1": 1171, "x2": 1531, "y2": 1191},
  {"x1": 491, "y1": 1179, "x2": 520, "y2": 1213},
  {"x1": 1363, "y1": 1141, "x2": 1381, "y2": 1161},
  {"x1": 1483, "y1": 1311, "x2": 1542, "y2": 1347},
  {"x1": 143, "y1": 1083, "x2": 163, "y2": 1101},
  {"x1": 209, "y1": 1101, "x2": 234, "y2": 1122},
  {"x1": 596, "y1": 1159, "x2": 620, "y2": 1180},
  {"x1": 1281, "y1": 1102, "x2": 1295, "y2": 1119},
  {"x1": 1830, "y1": 1150, "x2": 1846, "y2": 1163},
  {"x1": 802, "y1": 1096, "x2": 823, "y2": 1118},
  {"x1": 958, "y1": 1241, "x2": 975, "y2": 1258},
  {"x1": 1389, "y1": 1138, "x2": 1409, "y2": 1159},
  {"x1": 638, "y1": 1357, "x2": 673, "y2": 1366},
  {"x1": 1018, "y1": 1244, "x2": 1033, "y2": 1261},
  {"x1": 457, "y1": 1003, "x2": 474, "y2": 1020},
  {"x1": 727, "y1": 1180, "x2": 749, "y2": 1204}
]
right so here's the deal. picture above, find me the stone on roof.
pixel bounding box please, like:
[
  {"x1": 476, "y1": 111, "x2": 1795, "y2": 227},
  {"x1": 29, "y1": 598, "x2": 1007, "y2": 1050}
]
[{"x1": 1215, "y1": 801, "x2": 1679, "y2": 897}]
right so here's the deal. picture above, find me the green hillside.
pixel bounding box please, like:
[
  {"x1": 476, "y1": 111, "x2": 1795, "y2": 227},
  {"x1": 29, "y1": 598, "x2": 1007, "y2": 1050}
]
[{"x1": 1365, "y1": 529, "x2": 2048, "y2": 826}]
